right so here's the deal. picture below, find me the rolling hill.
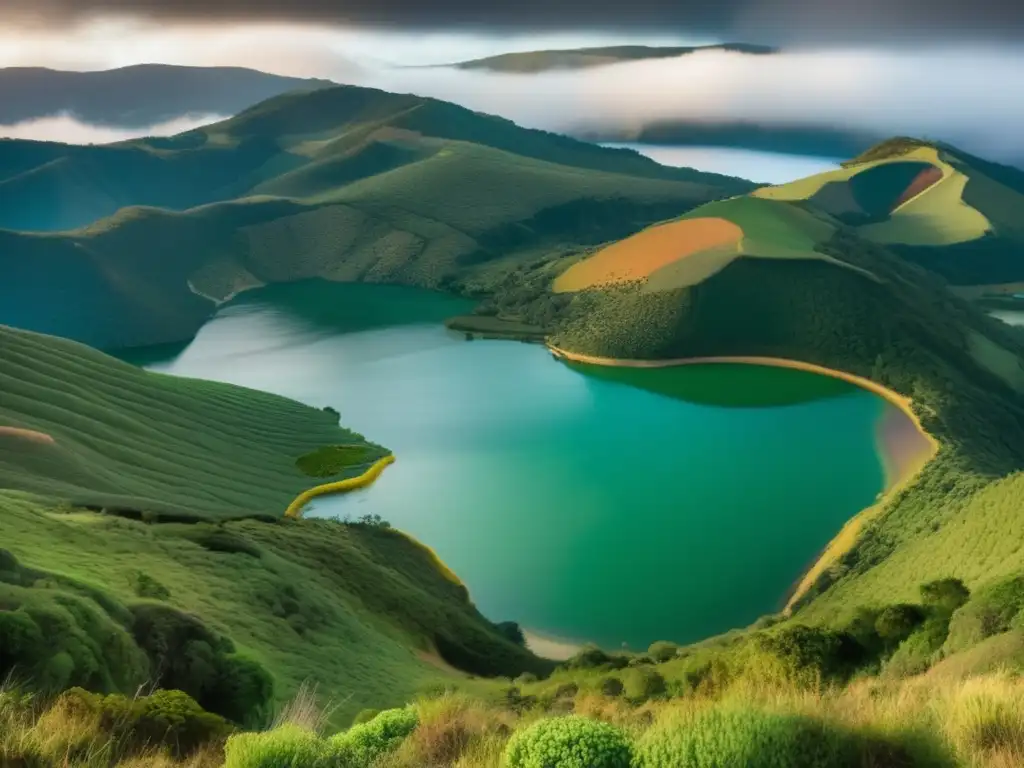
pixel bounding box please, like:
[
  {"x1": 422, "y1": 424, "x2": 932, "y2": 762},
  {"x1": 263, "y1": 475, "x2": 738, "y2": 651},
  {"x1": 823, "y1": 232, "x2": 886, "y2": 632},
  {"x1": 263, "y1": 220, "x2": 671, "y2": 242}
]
[
  {"x1": 450, "y1": 43, "x2": 776, "y2": 73},
  {"x1": 0, "y1": 323, "x2": 548, "y2": 725},
  {"x1": 0, "y1": 64, "x2": 332, "y2": 127},
  {"x1": 544, "y1": 144, "x2": 1024, "y2": 637},
  {"x1": 0, "y1": 84, "x2": 752, "y2": 348}
]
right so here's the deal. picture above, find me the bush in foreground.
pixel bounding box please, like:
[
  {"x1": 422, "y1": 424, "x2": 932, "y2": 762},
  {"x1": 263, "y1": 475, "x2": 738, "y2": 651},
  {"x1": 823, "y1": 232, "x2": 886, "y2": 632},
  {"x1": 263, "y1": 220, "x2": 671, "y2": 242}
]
[
  {"x1": 223, "y1": 724, "x2": 327, "y2": 768},
  {"x1": 330, "y1": 706, "x2": 419, "y2": 766},
  {"x1": 633, "y1": 707, "x2": 855, "y2": 768},
  {"x1": 503, "y1": 715, "x2": 633, "y2": 768}
]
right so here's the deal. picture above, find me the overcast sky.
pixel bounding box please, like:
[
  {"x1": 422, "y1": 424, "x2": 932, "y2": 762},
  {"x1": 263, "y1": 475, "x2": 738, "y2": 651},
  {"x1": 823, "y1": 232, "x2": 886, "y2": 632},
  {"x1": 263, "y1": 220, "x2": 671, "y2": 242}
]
[{"x1": 4, "y1": 0, "x2": 1023, "y2": 44}]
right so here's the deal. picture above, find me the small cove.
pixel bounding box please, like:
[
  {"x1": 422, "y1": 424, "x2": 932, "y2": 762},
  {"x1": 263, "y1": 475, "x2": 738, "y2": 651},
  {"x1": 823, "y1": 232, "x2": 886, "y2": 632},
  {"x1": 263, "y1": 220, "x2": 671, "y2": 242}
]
[{"x1": 123, "y1": 280, "x2": 926, "y2": 651}]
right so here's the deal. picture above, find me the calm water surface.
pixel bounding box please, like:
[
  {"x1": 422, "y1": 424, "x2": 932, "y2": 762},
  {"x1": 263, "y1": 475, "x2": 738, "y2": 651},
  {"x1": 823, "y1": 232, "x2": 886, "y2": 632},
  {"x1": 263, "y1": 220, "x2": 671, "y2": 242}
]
[
  {"x1": 603, "y1": 143, "x2": 842, "y2": 184},
  {"x1": 127, "y1": 281, "x2": 892, "y2": 650}
]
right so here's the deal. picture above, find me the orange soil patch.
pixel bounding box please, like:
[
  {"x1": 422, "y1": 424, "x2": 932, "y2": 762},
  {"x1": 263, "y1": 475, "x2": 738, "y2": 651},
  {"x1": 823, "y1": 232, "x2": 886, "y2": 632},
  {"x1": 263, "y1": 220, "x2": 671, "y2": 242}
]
[
  {"x1": 0, "y1": 426, "x2": 56, "y2": 445},
  {"x1": 547, "y1": 345, "x2": 940, "y2": 612},
  {"x1": 554, "y1": 217, "x2": 742, "y2": 293},
  {"x1": 892, "y1": 165, "x2": 943, "y2": 210}
]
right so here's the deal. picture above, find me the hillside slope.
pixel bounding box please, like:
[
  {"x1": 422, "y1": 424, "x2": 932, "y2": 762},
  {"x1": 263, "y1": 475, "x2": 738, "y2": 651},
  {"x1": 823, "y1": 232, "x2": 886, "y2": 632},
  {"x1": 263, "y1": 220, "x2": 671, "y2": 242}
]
[
  {"x1": 0, "y1": 83, "x2": 750, "y2": 232},
  {"x1": 0, "y1": 64, "x2": 331, "y2": 127},
  {"x1": 0, "y1": 88, "x2": 752, "y2": 348},
  {"x1": 0, "y1": 326, "x2": 547, "y2": 722}
]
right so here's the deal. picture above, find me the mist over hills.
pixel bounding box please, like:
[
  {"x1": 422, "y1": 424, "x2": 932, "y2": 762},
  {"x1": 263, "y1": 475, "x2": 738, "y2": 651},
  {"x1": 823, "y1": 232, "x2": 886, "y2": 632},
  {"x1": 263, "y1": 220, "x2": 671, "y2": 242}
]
[{"x1": 0, "y1": 64, "x2": 332, "y2": 127}]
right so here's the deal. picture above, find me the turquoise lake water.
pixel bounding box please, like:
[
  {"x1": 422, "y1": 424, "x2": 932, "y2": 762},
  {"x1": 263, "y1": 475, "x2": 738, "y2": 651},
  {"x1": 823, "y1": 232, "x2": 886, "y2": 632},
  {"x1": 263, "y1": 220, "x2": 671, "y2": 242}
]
[{"x1": 128, "y1": 280, "x2": 892, "y2": 651}]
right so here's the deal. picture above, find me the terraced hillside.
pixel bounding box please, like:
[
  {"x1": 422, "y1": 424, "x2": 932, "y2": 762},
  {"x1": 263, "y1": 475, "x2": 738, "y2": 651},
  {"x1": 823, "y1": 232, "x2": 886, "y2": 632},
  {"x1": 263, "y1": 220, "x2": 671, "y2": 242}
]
[
  {"x1": 0, "y1": 323, "x2": 390, "y2": 520},
  {"x1": 0, "y1": 325, "x2": 548, "y2": 724}
]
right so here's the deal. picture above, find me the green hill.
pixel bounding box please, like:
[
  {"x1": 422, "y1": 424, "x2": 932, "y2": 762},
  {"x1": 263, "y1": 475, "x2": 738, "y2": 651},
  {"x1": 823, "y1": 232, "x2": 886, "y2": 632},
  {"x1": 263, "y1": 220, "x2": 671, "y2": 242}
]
[
  {"x1": 545, "y1": 154, "x2": 1024, "y2": 638},
  {"x1": 0, "y1": 83, "x2": 750, "y2": 233},
  {"x1": 0, "y1": 324, "x2": 547, "y2": 726},
  {"x1": 754, "y1": 138, "x2": 1024, "y2": 289},
  {"x1": 0, "y1": 64, "x2": 332, "y2": 127},
  {"x1": 451, "y1": 43, "x2": 777, "y2": 73},
  {"x1": 0, "y1": 86, "x2": 752, "y2": 348}
]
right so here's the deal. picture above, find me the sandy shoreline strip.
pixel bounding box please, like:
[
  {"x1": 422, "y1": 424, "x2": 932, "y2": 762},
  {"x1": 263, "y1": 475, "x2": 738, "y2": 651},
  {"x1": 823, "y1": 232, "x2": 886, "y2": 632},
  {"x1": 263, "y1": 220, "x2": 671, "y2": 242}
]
[
  {"x1": 547, "y1": 345, "x2": 940, "y2": 612},
  {"x1": 524, "y1": 629, "x2": 585, "y2": 661},
  {"x1": 0, "y1": 426, "x2": 56, "y2": 445}
]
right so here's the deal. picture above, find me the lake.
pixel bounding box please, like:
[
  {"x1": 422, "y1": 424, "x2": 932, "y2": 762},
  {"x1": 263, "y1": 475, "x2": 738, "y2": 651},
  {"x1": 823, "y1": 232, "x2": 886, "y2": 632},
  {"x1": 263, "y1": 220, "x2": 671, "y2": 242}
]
[
  {"x1": 602, "y1": 143, "x2": 842, "y2": 184},
  {"x1": 125, "y1": 280, "x2": 920, "y2": 652}
]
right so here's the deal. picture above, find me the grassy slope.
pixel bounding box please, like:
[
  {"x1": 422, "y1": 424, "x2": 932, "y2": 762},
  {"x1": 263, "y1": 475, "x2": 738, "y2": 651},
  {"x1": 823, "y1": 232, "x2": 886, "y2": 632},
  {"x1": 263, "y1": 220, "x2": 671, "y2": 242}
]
[
  {"x1": 0, "y1": 326, "x2": 548, "y2": 722},
  {"x1": 0, "y1": 323, "x2": 388, "y2": 520}
]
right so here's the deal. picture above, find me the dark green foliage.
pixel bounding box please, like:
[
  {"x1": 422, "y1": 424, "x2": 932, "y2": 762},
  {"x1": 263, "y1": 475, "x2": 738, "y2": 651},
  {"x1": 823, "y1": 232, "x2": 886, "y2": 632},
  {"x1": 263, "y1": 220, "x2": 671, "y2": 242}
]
[
  {"x1": 61, "y1": 687, "x2": 232, "y2": 758},
  {"x1": 599, "y1": 676, "x2": 624, "y2": 697},
  {"x1": 178, "y1": 528, "x2": 263, "y2": 558},
  {"x1": 621, "y1": 667, "x2": 667, "y2": 703},
  {"x1": 0, "y1": 557, "x2": 148, "y2": 694},
  {"x1": 920, "y1": 578, "x2": 971, "y2": 614},
  {"x1": 496, "y1": 621, "x2": 526, "y2": 646},
  {"x1": 634, "y1": 707, "x2": 950, "y2": 768},
  {"x1": 559, "y1": 646, "x2": 630, "y2": 672},
  {"x1": 129, "y1": 570, "x2": 170, "y2": 600},
  {"x1": 352, "y1": 708, "x2": 380, "y2": 726},
  {"x1": 129, "y1": 603, "x2": 274, "y2": 726},
  {"x1": 884, "y1": 617, "x2": 951, "y2": 678},
  {"x1": 875, "y1": 605, "x2": 926, "y2": 646},
  {"x1": 945, "y1": 575, "x2": 1024, "y2": 654},
  {"x1": 647, "y1": 641, "x2": 679, "y2": 663},
  {"x1": 753, "y1": 625, "x2": 865, "y2": 683},
  {"x1": 295, "y1": 445, "x2": 378, "y2": 478},
  {"x1": 503, "y1": 716, "x2": 633, "y2": 768}
]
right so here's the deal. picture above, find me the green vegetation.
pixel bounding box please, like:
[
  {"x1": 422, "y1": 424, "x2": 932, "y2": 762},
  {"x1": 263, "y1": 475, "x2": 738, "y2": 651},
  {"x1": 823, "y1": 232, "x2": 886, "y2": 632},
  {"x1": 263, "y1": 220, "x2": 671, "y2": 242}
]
[
  {"x1": 503, "y1": 715, "x2": 633, "y2": 768},
  {"x1": 0, "y1": 83, "x2": 751, "y2": 348},
  {"x1": 295, "y1": 445, "x2": 381, "y2": 478}
]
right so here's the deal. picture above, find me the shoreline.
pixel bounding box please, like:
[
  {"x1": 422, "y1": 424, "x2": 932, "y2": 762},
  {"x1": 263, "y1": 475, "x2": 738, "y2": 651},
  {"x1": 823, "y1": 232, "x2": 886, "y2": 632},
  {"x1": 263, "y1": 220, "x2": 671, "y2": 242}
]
[
  {"x1": 547, "y1": 344, "x2": 941, "y2": 613},
  {"x1": 285, "y1": 455, "x2": 396, "y2": 518}
]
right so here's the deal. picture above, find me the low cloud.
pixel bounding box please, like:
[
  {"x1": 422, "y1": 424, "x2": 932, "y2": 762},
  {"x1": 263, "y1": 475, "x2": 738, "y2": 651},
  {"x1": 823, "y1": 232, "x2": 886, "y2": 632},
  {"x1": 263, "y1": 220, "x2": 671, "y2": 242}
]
[{"x1": 0, "y1": 113, "x2": 226, "y2": 144}]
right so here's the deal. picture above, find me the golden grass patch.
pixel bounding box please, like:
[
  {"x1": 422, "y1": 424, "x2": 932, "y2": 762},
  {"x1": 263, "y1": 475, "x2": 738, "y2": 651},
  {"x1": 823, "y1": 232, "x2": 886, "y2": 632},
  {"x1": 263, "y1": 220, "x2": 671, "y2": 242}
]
[
  {"x1": 553, "y1": 217, "x2": 742, "y2": 293},
  {"x1": 0, "y1": 426, "x2": 55, "y2": 445}
]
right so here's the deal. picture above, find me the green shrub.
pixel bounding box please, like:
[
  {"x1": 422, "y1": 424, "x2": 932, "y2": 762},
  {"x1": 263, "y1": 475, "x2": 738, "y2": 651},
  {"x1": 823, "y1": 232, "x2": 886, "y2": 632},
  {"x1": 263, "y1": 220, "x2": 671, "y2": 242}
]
[
  {"x1": 945, "y1": 576, "x2": 1024, "y2": 654},
  {"x1": 875, "y1": 605, "x2": 925, "y2": 646},
  {"x1": 884, "y1": 617, "x2": 951, "y2": 678},
  {"x1": 351, "y1": 708, "x2": 380, "y2": 726},
  {"x1": 62, "y1": 687, "x2": 232, "y2": 758},
  {"x1": 129, "y1": 603, "x2": 274, "y2": 726},
  {"x1": 622, "y1": 667, "x2": 667, "y2": 703},
  {"x1": 497, "y1": 621, "x2": 526, "y2": 646},
  {"x1": 599, "y1": 676, "x2": 624, "y2": 697},
  {"x1": 515, "y1": 672, "x2": 539, "y2": 685},
  {"x1": 560, "y1": 646, "x2": 629, "y2": 671},
  {"x1": 330, "y1": 706, "x2": 418, "y2": 767},
  {"x1": 647, "y1": 642, "x2": 678, "y2": 663},
  {"x1": 920, "y1": 579, "x2": 970, "y2": 613},
  {"x1": 223, "y1": 724, "x2": 326, "y2": 768},
  {"x1": 129, "y1": 571, "x2": 170, "y2": 600},
  {"x1": 633, "y1": 708, "x2": 853, "y2": 768},
  {"x1": 751, "y1": 625, "x2": 864, "y2": 684},
  {"x1": 503, "y1": 716, "x2": 632, "y2": 768}
]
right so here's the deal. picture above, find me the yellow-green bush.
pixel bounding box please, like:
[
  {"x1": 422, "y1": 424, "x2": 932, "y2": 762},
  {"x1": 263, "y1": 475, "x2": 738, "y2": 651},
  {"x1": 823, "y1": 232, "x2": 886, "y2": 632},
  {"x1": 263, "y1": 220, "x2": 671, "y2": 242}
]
[
  {"x1": 223, "y1": 724, "x2": 327, "y2": 768},
  {"x1": 329, "y1": 706, "x2": 418, "y2": 767},
  {"x1": 503, "y1": 715, "x2": 633, "y2": 768}
]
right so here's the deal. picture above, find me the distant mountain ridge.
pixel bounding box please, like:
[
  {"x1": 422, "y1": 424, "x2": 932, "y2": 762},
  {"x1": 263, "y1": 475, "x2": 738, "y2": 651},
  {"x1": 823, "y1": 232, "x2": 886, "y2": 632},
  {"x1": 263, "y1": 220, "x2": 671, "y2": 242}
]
[
  {"x1": 0, "y1": 64, "x2": 333, "y2": 127},
  {"x1": 451, "y1": 43, "x2": 777, "y2": 73}
]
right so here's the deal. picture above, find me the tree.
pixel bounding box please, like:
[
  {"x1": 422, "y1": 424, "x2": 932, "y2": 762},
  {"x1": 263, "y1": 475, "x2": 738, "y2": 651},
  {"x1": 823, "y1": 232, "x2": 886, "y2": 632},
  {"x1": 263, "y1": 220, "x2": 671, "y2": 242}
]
[{"x1": 920, "y1": 578, "x2": 970, "y2": 613}]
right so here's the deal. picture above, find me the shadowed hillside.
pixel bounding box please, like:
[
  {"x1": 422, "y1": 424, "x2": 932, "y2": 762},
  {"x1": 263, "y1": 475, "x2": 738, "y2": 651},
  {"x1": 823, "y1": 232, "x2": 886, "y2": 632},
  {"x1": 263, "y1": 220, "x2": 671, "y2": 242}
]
[
  {"x1": 0, "y1": 83, "x2": 751, "y2": 233},
  {"x1": 0, "y1": 64, "x2": 332, "y2": 127}
]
